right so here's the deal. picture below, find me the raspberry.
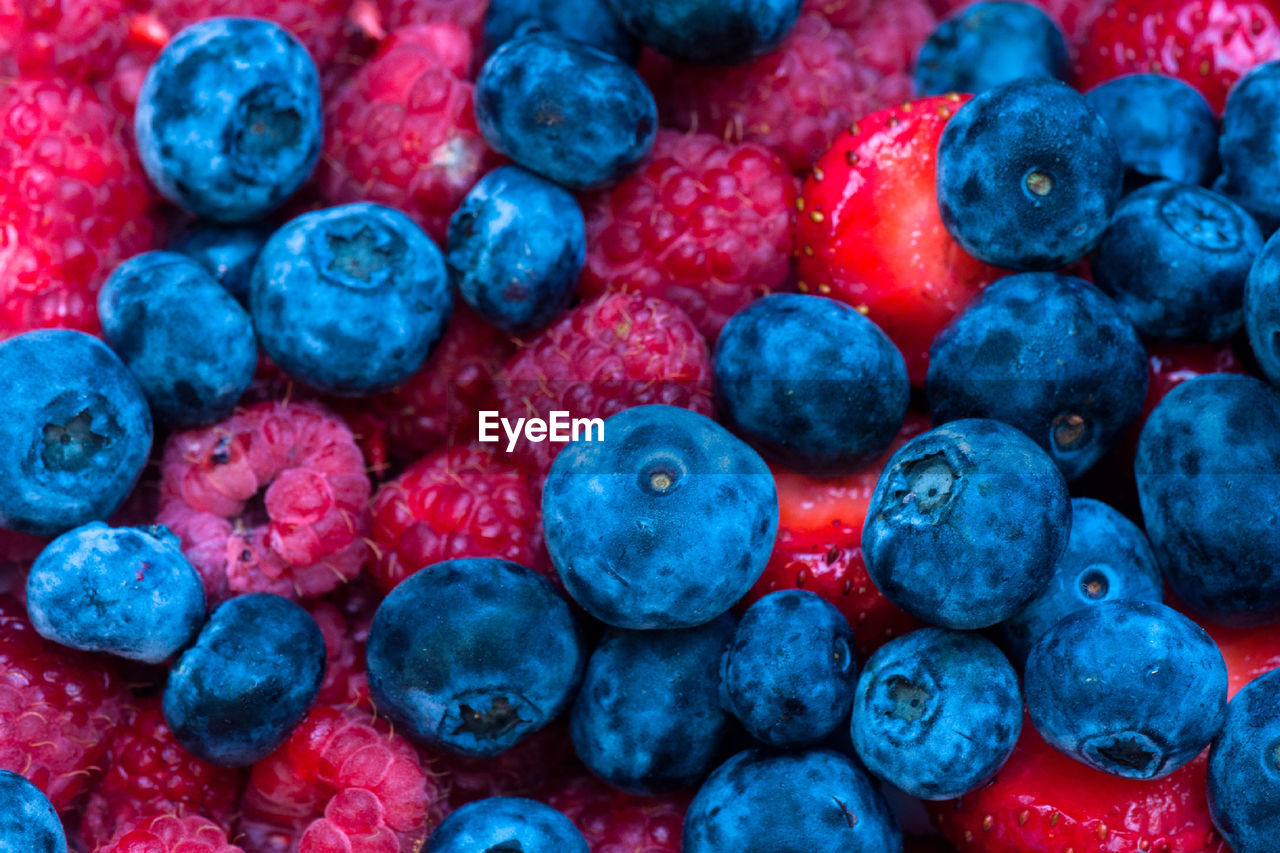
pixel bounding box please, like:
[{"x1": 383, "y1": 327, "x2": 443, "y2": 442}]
[
  {"x1": 156, "y1": 401, "x2": 373, "y2": 604},
  {"x1": 149, "y1": 0, "x2": 351, "y2": 67},
  {"x1": 375, "y1": 0, "x2": 488, "y2": 51},
  {"x1": 318, "y1": 23, "x2": 503, "y2": 244},
  {"x1": 543, "y1": 774, "x2": 689, "y2": 853},
  {"x1": 0, "y1": 0, "x2": 129, "y2": 82},
  {"x1": 78, "y1": 697, "x2": 244, "y2": 850},
  {"x1": 370, "y1": 444, "x2": 546, "y2": 593},
  {"x1": 241, "y1": 706, "x2": 442, "y2": 853},
  {"x1": 495, "y1": 293, "x2": 714, "y2": 473},
  {"x1": 434, "y1": 719, "x2": 577, "y2": 809},
  {"x1": 579, "y1": 130, "x2": 796, "y2": 340},
  {"x1": 97, "y1": 814, "x2": 245, "y2": 853},
  {"x1": 0, "y1": 76, "x2": 156, "y2": 339},
  {"x1": 810, "y1": 0, "x2": 937, "y2": 76},
  {"x1": 0, "y1": 596, "x2": 126, "y2": 811},
  {"x1": 650, "y1": 14, "x2": 918, "y2": 173},
  {"x1": 307, "y1": 586, "x2": 377, "y2": 710}
]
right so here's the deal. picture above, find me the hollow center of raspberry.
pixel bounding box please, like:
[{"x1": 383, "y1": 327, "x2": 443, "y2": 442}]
[
  {"x1": 886, "y1": 677, "x2": 931, "y2": 723},
  {"x1": 41, "y1": 408, "x2": 108, "y2": 472},
  {"x1": 325, "y1": 227, "x2": 396, "y2": 284},
  {"x1": 1024, "y1": 169, "x2": 1054, "y2": 198},
  {"x1": 233, "y1": 84, "x2": 303, "y2": 164},
  {"x1": 451, "y1": 696, "x2": 528, "y2": 740}
]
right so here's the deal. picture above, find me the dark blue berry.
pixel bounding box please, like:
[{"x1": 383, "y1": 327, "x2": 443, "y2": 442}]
[
  {"x1": 683, "y1": 749, "x2": 901, "y2": 853},
  {"x1": 1084, "y1": 73, "x2": 1219, "y2": 189},
  {"x1": 862, "y1": 418, "x2": 1070, "y2": 630},
  {"x1": 851, "y1": 627, "x2": 1021, "y2": 799},
  {"x1": 26, "y1": 522, "x2": 205, "y2": 664},
  {"x1": 1207, "y1": 667, "x2": 1280, "y2": 853},
  {"x1": 163, "y1": 593, "x2": 324, "y2": 766},
  {"x1": 0, "y1": 330, "x2": 152, "y2": 537},
  {"x1": 926, "y1": 272, "x2": 1148, "y2": 481},
  {"x1": 0, "y1": 770, "x2": 65, "y2": 853},
  {"x1": 936, "y1": 77, "x2": 1123, "y2": 270},
  {"x1": 914, "y1": 1, "x2": 1069, "y2": 97},
  {"x1": 135, "y1": 17, "x2": 322, "y2": 223},
  {"x1": 169, "y1": 220, "x2": 273, "y2": 304},
  {"x1": 99, "y1": 251, "x2": 257, "y2": 428},
  {"x1": 999, "y1": 498, "x2": 1162, "y2": 664},
  {"x1": 484, "y1": 0, "x2": 638, "y2": 62},
  {"x1": 475, "y1": 31, "x2": 657, "y2": 190},
  {"x1": 1217, "y1": 59, "x2": 1280, "y2": 232},
  {"x1": 714, "y1": 293, "x2": 909, "y2": 477},
  {"x1": 720, "y1": 590, "x2": 857, "y2": 748},
  {"x1": 250, "y1": 202, "x2": 452, "y2": 396},
  {"x1": 366, "y1": 558, "x2": 584, "y2": 757},
  {"x1": 542, "y1": 405, "x2": 778, "y2": 629},
  {"x1": 1244, "y1": 229, "x2": 1280, "y2": 388},
  {"x1": 426, "y1": 797, "x2": 589, "y2": 853},
  {"x1": 571, "y1": 614, "x2": 734, "y2": 794},
  {"x1": 604, "y1": 0, "x2": 803, "y2": 64},
  {"x1": 1136, "y1": 374, "x2": 1280, "y2": 626},
  {"x1": 447, "y1": 165, "x2": 585, "y2": 334},
  {"x1": 1025, "y1": 599, "x2": 1227, "y2": 779}
]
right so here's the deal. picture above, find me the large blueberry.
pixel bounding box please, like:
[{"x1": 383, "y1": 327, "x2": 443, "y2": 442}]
[
  {"x1": 1093, "y1": 182, "x2": 1262, "y2": 342},
  {"x1": 1084, "y1": 73, "x2": 1218, "y2": 188},
  {"x1": 999, "y1": 497, "x2": 1162, "y2": 664},
  {"x1": 542, "y1": 405, "x2": 778, "y2": 629},
  {"x1": 862, "y1": 418, "x2": 1070, "y2": 630},
  {"x1": 366, "y1": 558, "x2": 584, "y2": 757},
  {"x1": 914, "y1": 1, "x2": 1069, "y2": 97},
  {"x1": 99, "y1": 251, "x2": 257, "y2": 427},
  {"x1": 1218, "y1": 60, "x2": 1280, "y2": 231},
  {"x1": 1245, "y1": 229, "x2": 1280, "y2": 387},
  {"x1": 1026, "y1": 599, "x2": 1227, "y2": 779},
  {"x1": 251, "y1": 202, "x2": 452, "y2": 396},
  {"x1": 683, "y1": 749, "x2": 901, "y2": 853},
  {"x1": 0, "y1": 330, "x2": 152, "y2": 536},
  {"x1": 721, "y1": 590, "x2": 857, "y2": 748},
  {"x1": 163, "y1": 593, "x2": 325, "y2": 766},
  {"x1": 851, "y1": 628, "x2": 1021, "y2": 799},
  {"x1": 936, "y1": 77, "x2": 1123, "y2": 270},
  {"x1": 605, "y1": 0, "x2": 802, "y2": 64},
  {"x1": 1136, "y1": 374, "x2": 1280, "y2": 626},
  {"x1": 447, "y1": 165, "x2": 585, "y2": 334},
  {"x1": 926, "y1": 272, "x2": 1148, "y2": 480},
  {"x1": 135, "y1": 17, "x2": 322, "y2": 222},
  {"x1": 0, "y1": 770, "x2": 65, "y2": 853},
  {"x1": 26, "y1": 522, "x2": 205, "y2": 664},
  {"x1": 1208, "y1": 667, "x2": 1280, "y2": 853},
  {"x1": 169, "y1": 220, "x2": 274, "y2": 304},
  {"x1": 427, "y1": 797, "x2": 589, "y2": 853},
  {"x1": 571, "y1": 614, "x2": 734, "y2": 794},
  {"x1": 475, "y1": 32, "x2": 656, "y2": 190},
  {"x1": 714, "y1": 294, "x2": 909, "y2": 477},
  {"x1": 484, "y1": 0, "x2": 638, "y2": 62}
]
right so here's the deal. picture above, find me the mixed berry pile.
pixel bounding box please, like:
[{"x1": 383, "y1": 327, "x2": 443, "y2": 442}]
[{"x1": 3, "y1": 0, "x2": 1280, "y2": 851}]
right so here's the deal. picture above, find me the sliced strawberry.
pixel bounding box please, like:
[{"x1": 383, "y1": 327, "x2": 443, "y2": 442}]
[{"x1": 795, "y1": 95, "x2": 1004, "y2": 385}]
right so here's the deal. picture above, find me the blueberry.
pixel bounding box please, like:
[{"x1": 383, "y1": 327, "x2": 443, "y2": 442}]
[
  {"x1": 714, "y1": 294, "x2": 909, "y2": 477},
  {"x1": 571, "y1": 614, "x2": 734, "y2": 794},
  {"x1": 366, "y1": 558, "x2": 584, "y2": 757},
  {"x1": 447, "y1": 165, "x2": 585, "y2": 334},
  {"x1": 484, "y1": 0, "x2": 638, "y2": 62},
  {"x1": 99, "y1": 251, "x2": 257, "y2": 428},
  {"x1": 475, "y1": 31, "x2": 657, "y2": 190},
  {"x1": 26, "y1": 522, "x2": 205, "y2": 664},
  {"x1": 1027, "y1": 600, "x2": 1227, "y2": 779},
  {"x1": 851, "y1": 628, "x2": 1021, "y2": 799},
  {"x1": 914, "y1": 1, "x2": 1070, "y2": 97},
  {"x1": 1245, "y1": 229, "x2": 1280, "y2": 387},
  {"x1": 936, "y1": 77, "x2": 1123, "y2": 270},
  {"x1": 999, "y1": 498, "x2": 1162, "y2": 664},
  {"x1": 542, "y1": 405, "x2": 778, "y2": 629},
  {"x1": 0, "y1": 770, "x2": 66, "y2": 853},
  {"x1": 169, "y1": 220, "x2": 274, "y2": 304},
  {"x1": 720, "y1": 591, "x2": 857, "y2": 748},
  {"x1": 135, "y1": 17, "x2": 322, "y2": 223},
  {"x1": 1218, "y1": 60, "x2": 1280, "y2": 232},
  {"x1": 1136, "y1": 374, "x2": 1280, "y2": 626},
  {"x1": 0, "y1": 330, "x2": 152, "y2": 537},
  {"x1": 862, "y1": 418, "x2": 1070, "y2": 630},
  {"x1": 1207, "y1": 667, "x2": 1280, "y2": 853},
  {"x1": 426, "y1": 797, "x2": 589, "y2": 853},
  {"x1": 163, "y1": 593, "x2": 324, "y2": 766},
  {"x1": 1084, "y1": 74, "x2": 1219, "y2": 188},
  {"x1": 926, "y1": 272, "x2": 1148, "y2": 480},
  {"x1": 605, "y1": 0, "x2": 803, "y2": 64},
  {"x1": 683, "y1": 749, "x2": 902, "y2": 853},
  {"x1": 251, "y1": 202, "x2": 452, "y2": 396},
  {"x1": 1093, "y1": 182, "x2": 1262, "y2": 342}
]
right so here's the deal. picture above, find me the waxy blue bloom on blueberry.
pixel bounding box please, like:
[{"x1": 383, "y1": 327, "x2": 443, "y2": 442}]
[
  {"x1": 1245, "y1": 229, "x2": 1280, "y2": 388},
  {"x1": 427, "y1": 797, "x2": 590, "y2": 853},
  {"x1": 1207, "y1": 666, "x2": 1280, "y2": 853},
  {"x1": 0, "y1": 770, "x2": 66, "y2": 853},
  {"x1": 1217, "y1": 59, "x2": 1280, "y2": 231},
  {"x1": 914, "y1": 1, "x2": 1070, "y2": 97},
  {"x1": 605, "y1": 0, "x2": 803, "y2": 64},
  {"x1": 484, "y1": 0, "x2": 638, "y2": 62},
  {"x1": 169, "y1": 220, "x2": 274, "y2": 304}
]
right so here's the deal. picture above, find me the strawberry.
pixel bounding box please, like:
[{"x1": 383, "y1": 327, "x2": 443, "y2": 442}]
[{"x1": 794, "y1": 95, "x2": 1004, "y2": 385}]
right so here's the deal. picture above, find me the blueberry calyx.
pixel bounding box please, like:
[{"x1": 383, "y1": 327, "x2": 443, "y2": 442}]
[
  {"x1": 322, "y1": 225, "x2": 402, "y2": 287},
  {"x1": 447, "y1": 693, "x2": 535, "y2": 741},
  {"x1": 42, "y1": 408, "x2": 109, "y2": 472},
  {"x1": 895, "y1": 452, "x2": 958, "y2": 517},
  {"x1": 1050, "y1": 411, "x2": 1092, "y2": 452},
  {"x1": 1024, "y1": 169, "x2": 1054, "y2": 198},
  {"x1": 1081, "y1": 730, "x2": 1165, "y2": 778}
]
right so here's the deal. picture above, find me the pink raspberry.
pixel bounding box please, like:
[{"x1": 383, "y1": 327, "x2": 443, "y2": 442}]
[
  {"x1": 0, "y1": 0, "x2": 129, "y2": 82},
  {"x1": 149, "y1": 0, "x2": 352, "y2": 67},
  {"x1": 374, "y1": 0, "x2": 488, "y2": 52},
  {"x1": 804, "y1": 0, "x2": 937, "y2": 74},
  {"x1": 97, "y1": 814, "x2": 244, "y2": 853},
  {"x1": 307, "y1": 584, "x2": 378, "y2": 710},
  {"x1": 578, "y1": 131, "x2": 796, "y2": 340},
  {"x1": 157, "y1": 401, "x2": 372, "y2": 604},
  {"x1": 543, "y1": 774, "x2": 690, "y2": 853}
]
